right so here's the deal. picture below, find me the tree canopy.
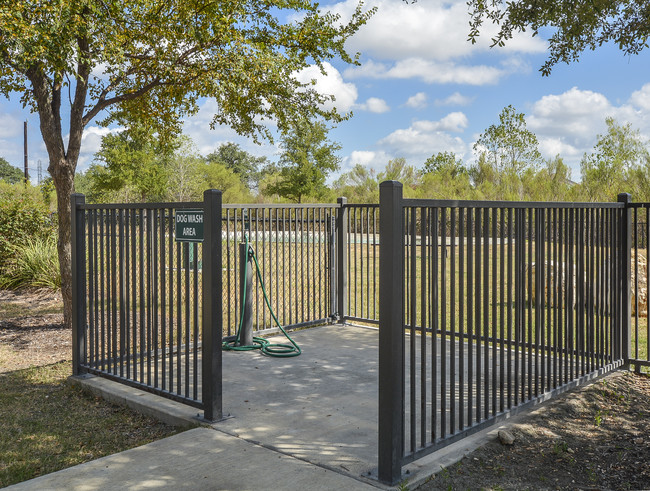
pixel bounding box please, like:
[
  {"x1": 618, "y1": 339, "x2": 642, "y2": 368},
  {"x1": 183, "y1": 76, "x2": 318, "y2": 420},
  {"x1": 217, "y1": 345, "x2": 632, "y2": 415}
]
[
  {"x1": 0, "y1": 0, "x2": 372, "y2": 326},
  {"x1": 0, "y1": 157, "x2": 23, "y2": 184},
  {"x1": 468, "y1": 0, "x2": 650, "y2": 75},
  {"x1": 266, "y1": 119, "x2": 342, "y2": 202}
]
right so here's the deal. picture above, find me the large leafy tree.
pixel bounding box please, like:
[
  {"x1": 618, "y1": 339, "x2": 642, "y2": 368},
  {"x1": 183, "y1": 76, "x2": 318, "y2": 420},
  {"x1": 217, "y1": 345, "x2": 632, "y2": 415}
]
[
  {"x1": 474, "y1": 105, "x2": 542, "y2": 175},
  {"x1": 266, "y1": 119, "x2": 342, "y2": 203},
  {"x1": 205, "y1": 142, "x2": 267, "y2": 191},
  {"x1": 0, "y1": 0, "x2": 372, "y2": 327},
  {"x1": 580, "y1": 118, "x2": 650, "y2": 201},
  {"x1": 87, "y1": 128, "x2": 169, "y2": 203},
  {"x1": 468, "y1": 0, "x2": 650, "y2": 75}
]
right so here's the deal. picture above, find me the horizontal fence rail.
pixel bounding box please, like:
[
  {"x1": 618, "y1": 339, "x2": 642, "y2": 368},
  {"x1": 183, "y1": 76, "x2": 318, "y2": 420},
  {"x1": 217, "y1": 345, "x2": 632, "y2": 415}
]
[{"x1": 378, "y1": 181, "x2": 630, "y2": 484}]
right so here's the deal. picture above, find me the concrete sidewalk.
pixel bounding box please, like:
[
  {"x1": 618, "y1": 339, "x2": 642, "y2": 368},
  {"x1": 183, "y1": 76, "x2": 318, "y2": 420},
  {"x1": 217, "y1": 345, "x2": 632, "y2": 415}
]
[{"x1": 7, "y1": 427, "x2": 378, "y2": 490}]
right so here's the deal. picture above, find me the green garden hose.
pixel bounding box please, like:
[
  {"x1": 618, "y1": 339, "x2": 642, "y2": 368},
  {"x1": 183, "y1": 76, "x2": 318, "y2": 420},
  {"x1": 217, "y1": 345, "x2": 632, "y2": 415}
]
[{"x1": 222, "y1": 234, "x2": 301, "y2": 357}]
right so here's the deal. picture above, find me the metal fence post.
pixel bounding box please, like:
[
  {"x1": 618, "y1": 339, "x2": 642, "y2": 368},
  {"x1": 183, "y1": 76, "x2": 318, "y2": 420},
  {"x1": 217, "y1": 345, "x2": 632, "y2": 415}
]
[
  {"x1": 336, "y1": 197, "x2": 348, "y2": 323},
  {"x1": 202, "y1": 189, "x2": 223, "y2": 421},
  {"x1": 378, "y1": 181, "x2": 404, "y2": 485},
  {"x1": 71, "y1": 193, "x2": 86, "y2": 376},
  {"x1": 617, "y1": 193, "x2": 632, "y2": 367}
]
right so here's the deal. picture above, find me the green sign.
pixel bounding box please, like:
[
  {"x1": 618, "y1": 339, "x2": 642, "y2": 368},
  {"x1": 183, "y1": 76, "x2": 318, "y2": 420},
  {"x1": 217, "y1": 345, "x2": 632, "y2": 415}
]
[{"x1": 175, "y1": 209, "x2": 204, "y2": 242}]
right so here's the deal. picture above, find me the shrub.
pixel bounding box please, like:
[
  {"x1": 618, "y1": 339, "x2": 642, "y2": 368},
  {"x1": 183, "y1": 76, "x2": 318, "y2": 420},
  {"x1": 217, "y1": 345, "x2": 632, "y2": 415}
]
[
  {"x1": 0, "y1": 236, "x2": 61, "y2": 290},
  {"x1": 0, "y1": 182, "x2": 55, "y2": 273}
]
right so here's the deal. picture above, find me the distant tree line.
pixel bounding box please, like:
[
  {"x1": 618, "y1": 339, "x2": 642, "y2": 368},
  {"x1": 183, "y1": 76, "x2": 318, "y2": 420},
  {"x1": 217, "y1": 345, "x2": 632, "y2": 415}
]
[{"x1": 7, "y1": 106, "x2": 647, "y2": 206}]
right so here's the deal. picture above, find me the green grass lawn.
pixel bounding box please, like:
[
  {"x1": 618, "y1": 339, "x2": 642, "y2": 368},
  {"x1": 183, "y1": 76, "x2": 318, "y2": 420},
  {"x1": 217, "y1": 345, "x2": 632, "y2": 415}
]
[{"x1": 0, "y1": 361, "x2": 182, "y2": 488}]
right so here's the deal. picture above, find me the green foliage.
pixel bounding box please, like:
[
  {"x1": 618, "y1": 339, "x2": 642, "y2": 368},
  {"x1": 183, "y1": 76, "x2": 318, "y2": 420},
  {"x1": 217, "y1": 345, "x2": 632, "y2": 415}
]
[
  {"x1": 0, "y1": 158, "x2": 23, "y2": 184},
  {"x1": 87, "y1": 128, "x2": 169, "y2": 203},
  {"x1": 333, "y1": 164, "x2": 380, "y2": 203},
  {"x1": 0, "y1": 182, "x2": 55, "y2": 273},
  {"x1": 194, "y1": 160, "x2": 252, "y2": 203},
  {"x1": 0, "y1": 236, "x2": 60, "y2": 290},
  {"x1": 580, "y1": 118, "x2": 650, "y2": 202},
  {"x1": 265, "y1": 119, "x2": 342, "y2": 202},
  {"x1": 468, "y1": 0, "x2": 650, "y2": 75},
  {"x1": 474, "y1": 105, "x2": 542, "y2": 176},
  {"x1": 423, "y1": 151, "x2": 466, "y2": 176},
  {"x1": 205, "y1": 143, "x2": 267, "y2": 191}
]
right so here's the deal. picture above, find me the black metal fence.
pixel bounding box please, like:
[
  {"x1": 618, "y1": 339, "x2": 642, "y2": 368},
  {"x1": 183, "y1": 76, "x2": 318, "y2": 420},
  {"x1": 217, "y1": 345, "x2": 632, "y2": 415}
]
[
  {"x1": 378, "y1": 181, "x2": 634, "y2": 484},
  {"x1": 71, "y1": 184, "x2": 648, "y2": 484},
  {"x1": 71, "y1": 192, "x2": 338, "y2": 421}
]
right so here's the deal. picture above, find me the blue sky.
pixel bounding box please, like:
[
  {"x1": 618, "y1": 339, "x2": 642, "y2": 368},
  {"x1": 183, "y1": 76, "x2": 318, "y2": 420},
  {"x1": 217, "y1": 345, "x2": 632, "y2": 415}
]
[{"x1": 2, "y1": 0, "x2": 650, "y2": 184}]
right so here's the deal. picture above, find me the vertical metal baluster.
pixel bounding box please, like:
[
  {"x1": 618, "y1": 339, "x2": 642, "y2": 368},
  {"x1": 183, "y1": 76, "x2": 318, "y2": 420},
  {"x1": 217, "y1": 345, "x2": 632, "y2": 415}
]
[
  {"x1": 440, "y1": 207, "x2": 447, "y2": 438},
  {"x1": 407, "y1": 207, "x2": 416, "y2": 452},
  {"x1": 552, "y1": 208, "x2": 559, "y2": 388},
  {"x1": 466, "y1": 207, "x2": 473, "y2": 426},
  {"x1": 482, "y1": 207, "x2": 489, "y2": 418},
  {"x1": 499, "y1": 207, "x2": 505, "y2": 412},
  {"x1": 535, "y1": 208, "x2": 542, "y2": 397},
  {"x1": 193, "y1": 241, "x2": 198, "y2": 401},
  {"x1": 450, "y1": 207, "x2": 456, "y2": 434},
  {"x1": 119, "y1": 209, "x2": 126, "y2": 379},
  {"x1": 131, "y1": 210, "x2": 137, "y2": 381},
  {"x1": 568, "y1": 208, "x2": 575, "y2": 381},
  {"x1": 507, "y1": 208, "x2": 513, "y2": 408},
  {"x1": 475, "y1": 207, "x2": 482, "y2": 422},
  {"x1": 88, "y1": 210, "x2": 96, "y2": 370},
  {"x1": 458, "y1": 207, "x2": 465, "y2": 430},
  {"x1": 168, "y1": 208, "x2": 174, "y2": 392},
  {"x1": 522, "y1": 208, "x2": 535, "y2": 400},
  {"x1": 184, "y1": 241, "x2": 190, "y2": 397},
  {"x1": 514, "y1": 208, "x2": 521, "y2": 406},
  {"x1": 420, "y1": 207, "x2": 428, "y2": 448},
  {"x1": 483, "y1": 207, "x2": 489, "y2": 419},
  {"x1": 176, "y1": 222, "x2": 182, "y2": 395},
  {"x1": 432, "y1": 207, "x2": 439, "y2": 441},
  {"x1": 152, "y1": 210, "x2": 159, "y2": 388},
  {"x1": 491, "y1": 207, "x2": 497, "y2": 415}
]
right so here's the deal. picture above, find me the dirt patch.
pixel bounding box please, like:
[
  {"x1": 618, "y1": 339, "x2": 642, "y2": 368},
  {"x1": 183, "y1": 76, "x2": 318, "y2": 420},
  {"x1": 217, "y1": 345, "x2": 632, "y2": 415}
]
[
  {"x1": 418, "y1": 371, "x2": 650, "y2": 490},
  {"x1": 0, "y1": 289, "x2": 69, "y2": 372}
]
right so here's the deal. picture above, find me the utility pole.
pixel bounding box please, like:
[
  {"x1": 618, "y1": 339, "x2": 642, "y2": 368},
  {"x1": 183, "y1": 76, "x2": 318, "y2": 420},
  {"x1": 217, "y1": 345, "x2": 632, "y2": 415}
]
[{"x1": 23, "y1": 121, "x2": 29, "y2": 184}]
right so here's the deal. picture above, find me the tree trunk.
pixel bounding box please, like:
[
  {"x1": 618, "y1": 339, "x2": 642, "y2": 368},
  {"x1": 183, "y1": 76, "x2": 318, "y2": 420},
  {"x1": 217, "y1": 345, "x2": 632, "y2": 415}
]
[{"x1": 50, "y1": 158, "x2": 75, "y2": 329}]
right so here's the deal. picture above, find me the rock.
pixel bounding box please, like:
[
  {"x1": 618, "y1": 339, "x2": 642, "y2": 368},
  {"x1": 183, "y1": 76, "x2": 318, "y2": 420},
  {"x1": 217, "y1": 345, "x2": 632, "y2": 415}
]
[{"x1": 498, "y1": 429, "x2": 515, "y2": 445}]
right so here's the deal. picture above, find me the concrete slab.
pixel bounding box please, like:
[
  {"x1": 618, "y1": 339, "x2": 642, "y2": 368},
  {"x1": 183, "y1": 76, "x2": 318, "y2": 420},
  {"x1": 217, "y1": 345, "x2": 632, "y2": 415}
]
[
  {"x1": 46, "y1": 323, "x2": 589, "y2": 489},
  {"x1": 6, "y1": 427, "x2": 378, "y2": 491},
  {"x1": 217, "y1": 324, "x2": 379, "y2": 479}
]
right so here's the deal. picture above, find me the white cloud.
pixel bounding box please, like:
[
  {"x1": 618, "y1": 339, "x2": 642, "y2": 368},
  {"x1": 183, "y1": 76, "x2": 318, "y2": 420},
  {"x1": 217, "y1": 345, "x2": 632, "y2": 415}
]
[
  {"x1": 76, "y1": 126, "x2": 123, "y2": 171},
  {"x1": 357, "y1": 97, "x2": 390, "y2": 113},
  {"x1": 404, "y1": 92, "x2": 427, "y2": 109},
  {"x1": 0, "y1": 113, "x2": 23, "y2": 139},
  {"x1": 332, "y1": 0, "x2": 546, "y2": 62},
  {"x1": 378, "y1": 113, "x2": 469, "y2": 163},
  {"x1": 435, "y1": 92, "x2": 474, "y2": 107},
  {"x1": 345, "y1": 58, "x2": 506, "y2": 85},
  {"x1": 629, "y1": 83, "x2": 650, "y2": 111},
  {"x1": 524, "y1": 85, "x2": 650, "y2": 174},
  {"x1": 294, "y1": 62, "x2": 358, "y2": 113}
]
